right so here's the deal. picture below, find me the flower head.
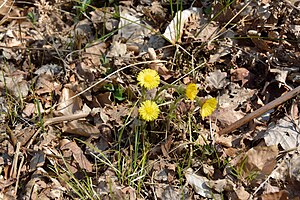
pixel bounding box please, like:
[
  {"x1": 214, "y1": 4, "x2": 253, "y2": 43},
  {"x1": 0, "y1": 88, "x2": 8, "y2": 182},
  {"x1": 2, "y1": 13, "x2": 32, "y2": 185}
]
[
  {"x1": 139, "y1": 100, "x2": 160, "y2": 121},
  {"x1": 201, "y1": 98, "x2": 217, "y2": 118},
  {"x1": 186, "y1": 83, "x2": 198, "y2": 100},
  {"x1": 137, "y1": 69, "x2": 160, "y2": 90}
]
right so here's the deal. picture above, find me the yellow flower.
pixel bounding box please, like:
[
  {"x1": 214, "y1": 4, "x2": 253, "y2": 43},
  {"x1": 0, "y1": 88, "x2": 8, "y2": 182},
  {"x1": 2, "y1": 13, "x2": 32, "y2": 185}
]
[
  {"x1": 186, "y1": 83, "x2": 198, "y2": 100},
  {"x1": 139, "y1": 100, "x2": 160, "y2": 121},
  {"x1": 201, "y1": 98, "x2": 217, "y2": 118},
  {"x1": 137, "y1": 69, "x2": 160, "y2": 90}
]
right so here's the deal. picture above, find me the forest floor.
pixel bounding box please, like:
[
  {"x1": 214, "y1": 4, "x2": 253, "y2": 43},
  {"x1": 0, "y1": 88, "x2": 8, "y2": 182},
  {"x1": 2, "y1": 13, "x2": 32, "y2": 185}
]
[{"x1": 1, "y1": 0, "x2": 300, "y2": 199}]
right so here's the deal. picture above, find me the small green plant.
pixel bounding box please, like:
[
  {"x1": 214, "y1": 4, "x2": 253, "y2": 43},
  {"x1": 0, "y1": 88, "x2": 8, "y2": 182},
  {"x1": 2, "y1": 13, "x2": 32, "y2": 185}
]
[
  {"x1": 27, "y1": 12, "x2": 38, "y2": 24},
  {"x1": 74, "y1": 0, "x2": 93, "y2": 19},
  {"x1": 104, "y1": 83, "x2": 126, "y2": 101},
  {"x1": 229, "y1": 156, "x2": 259, "y2": 183}
]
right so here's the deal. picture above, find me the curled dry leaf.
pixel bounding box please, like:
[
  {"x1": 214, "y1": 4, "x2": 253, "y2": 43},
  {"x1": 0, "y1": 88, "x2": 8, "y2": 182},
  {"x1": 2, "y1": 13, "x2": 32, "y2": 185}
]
[
  {"x1": 29, "y1": 151, "x2": 45, "y2": 172},
  {"x1": 57, "y1": 87, "x2": 82, "y2": 116},
  {"x1": 155, "y1": 185, "x2": 184, "y2": 200},
  {"x1": 269, "y1": 68, "x2": 289, "y2": 84},
  {"x1": 163, "y1": 7, "x2": 201, "y2": 44}
]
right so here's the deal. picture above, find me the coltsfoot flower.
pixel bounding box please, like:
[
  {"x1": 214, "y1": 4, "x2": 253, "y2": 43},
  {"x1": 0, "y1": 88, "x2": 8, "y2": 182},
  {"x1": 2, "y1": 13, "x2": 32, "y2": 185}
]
[
  {"x1": 139, "y1": 100, "x2": 160, "y2": 121},
  {"x1": 137, "y1": 69, "x2": 160, "y2": 90},
  {"x1": 201, "y1": 98, "x2": 217, "y2": 118},
  {"x1": 186, "y1": 83, "x2": 198, "y2": 100}
]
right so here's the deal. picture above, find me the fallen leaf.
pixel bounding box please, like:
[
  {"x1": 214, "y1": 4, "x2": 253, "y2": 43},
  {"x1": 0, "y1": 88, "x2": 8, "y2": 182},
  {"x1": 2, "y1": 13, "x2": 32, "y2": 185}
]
[
  {"x1": 260, "y1": 190, "x2": 288, "y2": 200},
  {"x1": 214, "y1": 107, "x2": 245, "y2": 128},
  {"x1": 83, "y1": 42, "x2": 107, "y2": 67},
  {"x1": 163, "y1": 7, "x2": 201, "y2": 44},
  {"x1": 62, "y1": 120, "x2": 99, "y2": 137},
  {"x1": 270, "y1": 68, "x2": 289, "y2": 84},
  {"x1": 29, "y1": 151, "x2": 45, "y2": 172},
  {"x1": 108, "y1": 41, "x2": 127, "y2": 57},
  {"x1": 184, "y1": 168, "x2": 214, "y2": 198},
  {"x1": 206, "y1": 179, "x2": 234, "y2": 193},
  {"x1": 60, "y1": 141, "x2": 93, "y2": 172},
  {"x1": 57, "y1": 87, "x2": 82, "y2": 116},
  {"x1": 22, "y1": 103, "x2": 36, "y2": 117},
  {"x1": 231, "y1": 68, "x2": 253, "y2": 86},
  {"x1": 263, "y1": 117, "x2": 300, "y2": 150},
  {"x1": 236, "y1": 145, "x2": 278, "y2": 182},
  {"x1": 206, "y1": 70, "x2": 229, "y2": 90},
  {"x1": 34, "y1": 64, "x2": 63, "y2": 76},
  {"x1": 118, "y1": 6, "x2": 152, "y2": 46},
  {"x1": 218, "y1": 83, "x2": 256, "y2": 110}
]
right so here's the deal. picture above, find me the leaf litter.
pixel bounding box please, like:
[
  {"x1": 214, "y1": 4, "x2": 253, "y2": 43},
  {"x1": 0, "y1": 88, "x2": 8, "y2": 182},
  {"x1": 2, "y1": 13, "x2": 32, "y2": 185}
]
[{"x1": 1, "y1": 0, "x2": 300, "y2": 199}]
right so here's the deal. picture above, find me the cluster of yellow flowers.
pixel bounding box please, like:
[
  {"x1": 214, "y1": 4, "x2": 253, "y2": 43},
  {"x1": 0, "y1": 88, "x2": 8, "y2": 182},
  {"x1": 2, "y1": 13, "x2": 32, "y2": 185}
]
[
  {"x1": 185, "y1": 83, "x2": 218, "y2": 118},
  {"x1": 137, "y1": 69, "x2": 218, "y2": 121},
  {"x1": 137, "y1": 69, "x2": 160, "y2": 121}
]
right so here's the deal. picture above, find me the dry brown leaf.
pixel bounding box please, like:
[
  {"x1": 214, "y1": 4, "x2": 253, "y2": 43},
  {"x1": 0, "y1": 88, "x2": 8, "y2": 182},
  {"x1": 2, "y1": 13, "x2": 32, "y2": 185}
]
[
  {"x1": 0, "y1": 0, "x2": 13, "y2": 16},
  {"x1": 248, "y1": 30, "x2": 273, "y2": 52},
  {"x1": 215, "y1": 135, "x2": 233, "y2": 147},
  {"x1": 228, "y1": 186, "x2": 250, "y2": 200},
  {"x1": 260, "y1": 190, "x2": 288, "y2": 200},
  {"x1": 236, "y1": 145, "x2": 278, "y2": 181},
  {"x1": 57, "y1": 87, "x2": 82, "y2": 116},
  {"x1": 35, "y1": 74, "x2": 59, "y2": 95},
  {"x1": 22, "y1": 103, "x2": 36, "y2": 117},
  {"x1": 206, "y1": 179, "x2": 234, "y2": 193},
  {"x1": 149, "y1": 1, "x2": 165, "y2": 17},
  {"x1": 0, "y1": 71, "x2": 29, "y2": 98},
  {"x1": 34, "y1": 64, "x2": 63, "y2": 76},
  {"x1": 84, "y1": 42, "x2": 107, "y2": 66},
  {"x1": 108, "y1": 41, "x2": 127, "y2": 57},
  {"x1": 230, "y1": 68, "x2": 253, "y2": 86},
  {"x1": 62, "y1": 120, "x2": 99, "y2": 137},
  {"x1": 14, "y1": 126, "x2": 35, "y2": 146},
  {"x1": 60, "y1": 141, "x2": 93, "y2": 172},
  {"x1": 218, "y1": 84, "x2": 256, "y2": 110},
  {"x1": 149, "y1": 62, "x2": 172, "y2": 80},
  {"x1": 118, "y1": 6, "x2": 152, "y2": 46},
  {"x1": 270, "y1": 68, "x2": 289, "y2": 84},
  {"x1": 194, "y1": 21, "x2": 219, "y2": 42},
  {"x1": 76, "y1": 60, "x2": 96, "y2": 82},
  {"x1": 214, "y1": 107, "x2": 245, "y2": 128},
  {"x1": 155, "y1": 185, "x2": 184, "y2": 200},
  {"x1": 208, "y1": 45, "x2": 231, "y2": 63}
]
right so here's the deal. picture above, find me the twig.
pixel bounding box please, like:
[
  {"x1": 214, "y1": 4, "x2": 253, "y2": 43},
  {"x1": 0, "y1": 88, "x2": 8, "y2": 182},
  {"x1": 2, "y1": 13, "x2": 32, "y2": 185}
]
[
  {"x1": 14, "y1": 152, "x2": 25, "y2": 196},
  {"x1": 218, "y1": 85, "x2": 300, "y2": 135},
  {"x1": 44, "y1": 112, "x2": 90, "y2": 126},
  {"x1": 10, "y1": 142, "x2": 21, "y2": 179}
]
